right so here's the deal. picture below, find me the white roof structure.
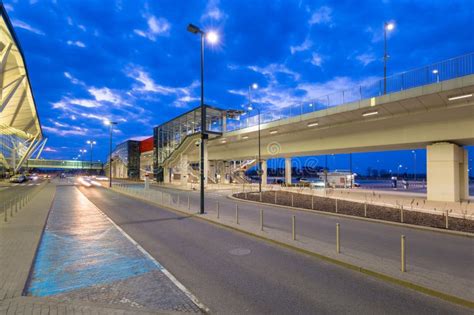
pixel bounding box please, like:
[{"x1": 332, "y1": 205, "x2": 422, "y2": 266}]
[{"x1": 0, "y1": 4, "x2": 45, "y2": 173}]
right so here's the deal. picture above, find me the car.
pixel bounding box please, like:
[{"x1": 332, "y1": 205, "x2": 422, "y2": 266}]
[{"x1": 9, "y1": 174, "x2": 27, "y2": 183}]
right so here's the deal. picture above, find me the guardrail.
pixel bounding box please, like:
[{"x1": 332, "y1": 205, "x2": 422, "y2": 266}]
[{"x1": 227, "y1": 52, "x2": 474, "y2": 131}]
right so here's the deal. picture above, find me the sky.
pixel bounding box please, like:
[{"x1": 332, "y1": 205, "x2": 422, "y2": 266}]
[{"x1": 4, "y1": 0, "x2": 474, "y2": 175}]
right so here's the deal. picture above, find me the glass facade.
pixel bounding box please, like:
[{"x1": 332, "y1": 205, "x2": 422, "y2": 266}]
[
  {"x1": 111, "y1": 140, "x2": 141, "y2": 179},
  {"x1": 153, "y1": 105, "x2": 226, "y2": 182}
]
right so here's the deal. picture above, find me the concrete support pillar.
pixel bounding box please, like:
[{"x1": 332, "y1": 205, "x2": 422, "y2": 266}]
[
  {"x1": 261, "y1": 160, "x2": 268, "y2": 185},
  {"x1": 180, "y1": 154, "x2": 188, "y2": 186},
  {"x1": 163, "y1": 167, "x2": 170, "y2": 184},
  {"x1": 285, "y1": 157, "x2": 292, "y2": 185},
  {"x1": 427, "y1": 142, "x2": 468, "y2": 202}
]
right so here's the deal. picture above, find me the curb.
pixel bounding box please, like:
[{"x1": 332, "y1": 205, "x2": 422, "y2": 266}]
[
  {"x1": 227, "y1": 194, "x2": 474, "y2": 238},
  {"x1": 109, "y1": 187, "x2": 474, "y2": 309}
]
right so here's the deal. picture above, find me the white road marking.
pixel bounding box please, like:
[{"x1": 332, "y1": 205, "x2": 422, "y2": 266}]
[{"x1": 76, "y1": 187, "x2": 210, "y2": 313}]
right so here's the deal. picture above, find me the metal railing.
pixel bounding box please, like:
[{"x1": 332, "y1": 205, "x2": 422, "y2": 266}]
[{"x1": 227, "y1": 52, "x2": 474, "y2": 131}]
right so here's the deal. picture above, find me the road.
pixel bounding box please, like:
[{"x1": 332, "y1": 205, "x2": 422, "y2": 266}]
[
  {"x1": 0, "y1": 180, "x2": 44, "y2": 203},
  {"x1": 118, "y1": 182, "x2": 474, "y2": 295},
  {"x1": 79, "y1": 186, "x2": 471, "y2": 314}
]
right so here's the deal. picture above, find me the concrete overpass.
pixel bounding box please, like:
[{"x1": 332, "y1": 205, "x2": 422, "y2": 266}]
[
  {"x1": 26, "y1": 159, "x2": 103, "y2": 170},
  {"x1": 158, "y1": 53, "x2": 473, "y2": 203}
]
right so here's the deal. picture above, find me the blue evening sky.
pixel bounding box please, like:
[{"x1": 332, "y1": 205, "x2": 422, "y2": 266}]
[{"x1": 5, "y1": 0, "x2": 473, "y2": 175}]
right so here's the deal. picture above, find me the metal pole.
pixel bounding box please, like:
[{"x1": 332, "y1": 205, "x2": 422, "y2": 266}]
[
  {"x1": 109, "y1": 124, "x2": 113, "y2": 188},
  {"x1": 258, "y1": 109, "x2": 262, "y2": 193},
  {"x1": 260, "y1": 209, "x2": 263, "y2": 231},
  {"x1": 336, "y1": 223, "x2": 340, "y2": 253},
  {"x1": 384, "y1": 23, "x2": 388, "y2": 95},
  {"x1": 292, "y1": 215, "x2": 296, "y2": 240},
  {"x1": 401, "y1": 235, "x2": 406, "y2": 272},
  {"x1": 349, "y1": 153, "x2": 353, "y2": 188},
  {"x1": 199, "y1": 32, "x2": 206, "y2": 215}
]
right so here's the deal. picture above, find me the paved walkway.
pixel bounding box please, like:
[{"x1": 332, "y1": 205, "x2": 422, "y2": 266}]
[{"x1": 0, "y1": 183, "x2": 203, "y2": 314}]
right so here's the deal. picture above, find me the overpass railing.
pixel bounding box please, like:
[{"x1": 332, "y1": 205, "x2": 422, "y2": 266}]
[{"x1": 226, "y1": 52, "x2": 474, "y2": 131}]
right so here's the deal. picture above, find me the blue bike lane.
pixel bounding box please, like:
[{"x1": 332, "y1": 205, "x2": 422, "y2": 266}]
[{"x1": 26, "y1": 185, "x2": 203, "y2": 313}]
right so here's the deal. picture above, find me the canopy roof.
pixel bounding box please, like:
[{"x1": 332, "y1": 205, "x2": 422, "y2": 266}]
[{"x1": 0, "y1": 4, "x2": 42, "y2": 140}]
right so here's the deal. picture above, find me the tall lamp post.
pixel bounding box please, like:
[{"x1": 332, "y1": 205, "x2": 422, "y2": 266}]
[
  {"x1": 383, "y1": 21, "x2": 395, "y2": 95},
  {"x1": 247, "y1": 83, "x2": 262, "y2": 192},
  {"x1": 105, "y1": 120, "x2": 118, "y2": 188},
  {"x1": 187, "y1": 23, "x2": 218, "y2": 215},
  {"x1": 86, "y1": 140, "x2": 96, "y2": 174}
]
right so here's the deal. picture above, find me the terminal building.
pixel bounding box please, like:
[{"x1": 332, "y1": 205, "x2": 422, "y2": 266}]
[{"x1": 0, "y1": 5, "x2": 45, "y2": 178}]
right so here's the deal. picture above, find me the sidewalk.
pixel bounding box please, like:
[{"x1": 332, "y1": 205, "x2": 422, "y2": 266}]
[{"x1": 0, "y1": 183, "x2": 202, "y2": 314}]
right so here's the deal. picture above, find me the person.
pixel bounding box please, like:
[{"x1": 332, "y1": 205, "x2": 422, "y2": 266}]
[
  {"x1": 402, "y1": 179, "x2": 409, "y2": 190},
  {"x1": 391, "y1": 176, "x2": 397, "y2": 188}
]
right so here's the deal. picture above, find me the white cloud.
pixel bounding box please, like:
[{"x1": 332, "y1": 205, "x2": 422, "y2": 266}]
[
  {"x1": 52, "y1": 98, "x2": 101, "y2": 109},
  {"x1": 67, "y1": 40, "x2": 86, "y2": 48},
  {"x1": 43, "y1": 126, "x2": 88, "y2": 136},
  {"x1": 11, "y1": 19, "x2": 45, "y2": 35},
  {"x1": 43, "y1": 147, "x2": 58, "y2": 153},
  {"x1": 201, "y1": 0, "x2": 227, "y2": 21},
  {"x1": 128, "y1": 68, "x2": 174, "y2": 94},
  {"x1": 134, "y1": 15, "x2": 170, "y2": 41},
  {"x1": 64, "y1": 72, "x2": 85, "y2": 85},
  {"x1": 88, "y1": 87, "x2": 124, "y2": 105},
  {"x1": 355, "y1": 53, "x2": 376, "y2": 66},
  {"x1": 248, "y1": 63, "x2": 301, "y2": 82},
  {"x1": 310, "y1": 52, "x2": 323, "y2": 67},
  {"x1": 309, "y1": 6, "x2": 333, "y2": 26},
  {"x1": 290, "y1": 38, "x2": 313, "y2": 54}
]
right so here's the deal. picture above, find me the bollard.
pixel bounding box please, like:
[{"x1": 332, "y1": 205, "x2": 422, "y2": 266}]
[
  {"x1": 336, "y1": 223, "x2": 340, "y2": 253},
  {"x1": 400, "y1": 205, "x2": 404, "y2": 223},
  {"x1": 335, "y1": 199, "x2": 338, "y2": 213},
  {"x1": 177, "y1": 194, "x2": 180, "y2": 207},
  {"x1": 260, "y1": 209, "x2": 263, "y2": 231},
  {"x1": 291, "y1": 194, "x2": 294, "y2": 207},
  {"x1": 15, "y1": 197, "x2": 18, "y2": 213},
  {"x1": 311, "y1": 195, "x2": 314, "y2": 210},
  {"x1": 245, "y1": 192, "x2": 248, "y2": 200},
  {"x1": 292, "y1": 215, "x2": 296, "y2": 240},
  {"x1": 235, "y1": 204, "x2": 239, "y2": 224},
  {"x1": 10, "y1": 200, "x2": 13, "y2": 217},
  {"x1": 445, "y1": 210, "x2": 449, "y2": 229},
  {"x1": 274, "y1": 191, "x2": 277, "y2": 204},
  {"x1": 4, "y1": 203, "x2": 7, "y2": 222},
  {"x1": 259, "y1": 191, "x2": 262, "y2": 202},
  {"x1": 364, "y1": 202, "x2": 367, "y2": 217},
  {"x1": 216, "y1": 201, "x2": 220, "y2": 219},
  {"x1": 187, "y1": 194, "x2": 190, "y2": 210},
  {"x1": 401, "y1": 235, "x2": 406, "y2": 272}
]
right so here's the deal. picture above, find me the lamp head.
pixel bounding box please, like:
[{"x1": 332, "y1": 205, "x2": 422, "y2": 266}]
[
  {"x1": 385, "y1": 22, "x2": 395, "y2": 31},
  {"x1": 187, "y1": 23, "x2": 202, "y2": 34},
  {"x1": 206, "y1": 31, "x2": 219, "y2": 44},
  {"x1": 251, "y1": 83, "x2": 258, "y2": 90}
]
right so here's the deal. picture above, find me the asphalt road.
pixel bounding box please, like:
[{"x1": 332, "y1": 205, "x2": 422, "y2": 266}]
[
  {"x1": 122, "y1": 183, "x2": 474, "y2": 286},
  {"x1": 79, "y1": 186, "x2": 471, "y2": 314}
]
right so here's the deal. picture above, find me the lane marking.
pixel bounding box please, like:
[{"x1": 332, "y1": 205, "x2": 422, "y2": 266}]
[{"x1": 77, "y1": 188, "x2": 210, "y2": 313}]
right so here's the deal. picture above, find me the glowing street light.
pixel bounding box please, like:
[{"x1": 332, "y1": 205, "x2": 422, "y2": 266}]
[
  {"x1": 383, "y1": 21, "x2": 395, "y2": 95},
  {"x1": 432, "y1": 69, "x2": 440, "y2": 83},
  {"x1": 247, "y1": 83, "x2": 262, "y2": 192},
  {"x1": 187, "y1": 23, "x2": 219, "y2": 215}
]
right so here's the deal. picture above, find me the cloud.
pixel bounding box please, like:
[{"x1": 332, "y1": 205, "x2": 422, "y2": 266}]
[
  {"x1": 248, "y1": 63, "x2": 301, "y2": 82},
  {"x1": 4, "y1": 4, "x2": 13, "y2": 11},
  {"x1": 67, "y1": 40, "x2": 86, "y2": 48},
  {"x1": 310, "y1": 52, "x2": 323, "y2": 67},
  {"x1": 308, "y1": 6, "x2": 333, "y2": 26},
  {"x1": 201, "y1": 0, "x2": 227, "y2": 21},
  {"x1": 134, "y1": 15, "x2": 170, "y2": 41},
  {"x1": 290, "y1": 38, "x2": 313, "y2": 54},
  {"x1": 128, "y1": 67, "x2": 174, "y2": 94},
  {"x1": 43, "y1": 125, "x2": 88, "y2": 136},
  {"x1": 52, "y1": 98, "x2": 101, "y2": 109},
  {"x1": 64, "y1": 72, "x2": 85, "y2": 85},
  {"x1": 11, "y1": 19, "x2": 45, "y2": 35},
  {"x1": 355, "y1": 53, "x2": 376, "y2": 66},
  {"x1": 43, "y1": 147, "x2": 58, "y2": 153},
  {"x1": 88, "y1": 87, "x2": 125, "y2": 105}
]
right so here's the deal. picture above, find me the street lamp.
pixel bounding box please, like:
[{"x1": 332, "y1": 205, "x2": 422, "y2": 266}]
[
  {"x1": 432, "y1": 69, "x2": 439, "y2": 83},
  {"x1": 383, "y1": 21, "x2": 395, "y2": 95},
  {"x1": 187, "y1": 23, "x2": 219, "y2": 214},
  {"x1": 247, "y1": 83, "x2": 262, "y2": 192},
  {"x1": 104, "y1": 120, "x2": 118, "y2": 188},
  {"x1": 411, "y1": 150, "x2": 417, "y2": 182},
  {"x1": 79, "y1": 149, "x2": 87, "y2": 173},
  {"x1": 397, "y1": 164, "x2": 403, "y2": 178},
  {"x1": 86, "y1": 140, "x2": 96, "y2": 174}
]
